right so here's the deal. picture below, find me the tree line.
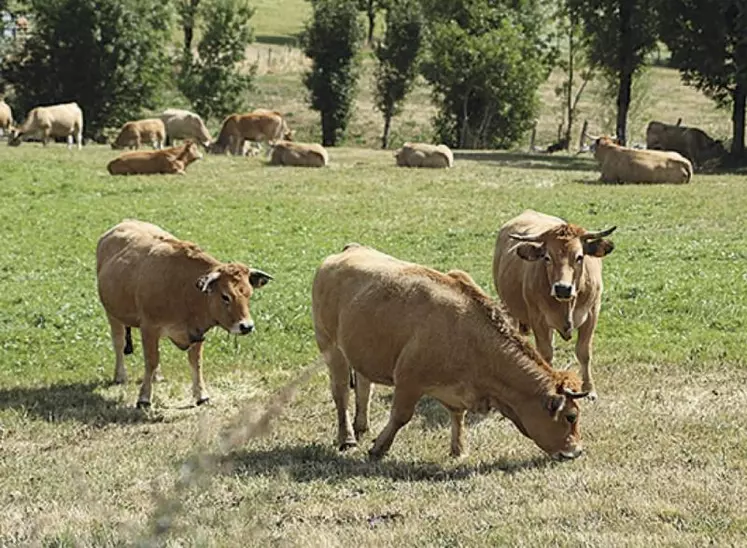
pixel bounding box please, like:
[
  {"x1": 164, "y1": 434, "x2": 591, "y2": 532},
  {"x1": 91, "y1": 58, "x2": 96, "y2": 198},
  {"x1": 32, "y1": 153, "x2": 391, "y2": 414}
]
[{"x1": 0, "y1": 0, "x2": 745, "y2": 160}]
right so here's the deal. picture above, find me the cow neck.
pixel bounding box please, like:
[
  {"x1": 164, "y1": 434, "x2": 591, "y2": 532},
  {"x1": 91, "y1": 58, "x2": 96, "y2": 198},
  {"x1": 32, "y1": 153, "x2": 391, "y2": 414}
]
[{"x1": 175, "y1": 250, "x2": 222, "y2": 334}]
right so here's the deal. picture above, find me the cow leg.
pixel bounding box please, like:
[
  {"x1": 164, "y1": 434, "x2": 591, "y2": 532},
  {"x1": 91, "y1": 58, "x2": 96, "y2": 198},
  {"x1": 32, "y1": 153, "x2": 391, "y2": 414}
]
[
  {"x1": 450, "y1": 409, "x2": 467, "y2": 458},
  {"x1": 353, "y1": 373, "x2": 373, "y2": 440},
  {"x1": 532, "y1": 321, "x2": 555, "y2": 364},
  {"x1": 188, "y1": 341, "x2": 210, "y2": 405},
  {"x1": 76, "y1": 129, "x2": 82, "y2": 150},
  {"x1": 67, "y1": 134, "x2": 73, "y2": 149},
  {"x1": 107, "y1": 315, "x2": 128, "y2": 384},
  {"x1": 136, "y1": 327, "x2": 160, "y2": 408},
  {"x1": 369, "y1": 385, "x2": 420, "y2": 460},
  {"x1": 324, "y1": 347, "x2": 357, "y2": 450},
  {"x1": 575, "y1": 310, "x2": 599, "y2": 400}
]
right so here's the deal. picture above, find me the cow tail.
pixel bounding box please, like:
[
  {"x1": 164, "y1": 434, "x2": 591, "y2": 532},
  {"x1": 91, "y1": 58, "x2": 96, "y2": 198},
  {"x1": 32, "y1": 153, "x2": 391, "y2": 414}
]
[{"x1": 124, "y1": 327, "x2": 134, "y2": 355}]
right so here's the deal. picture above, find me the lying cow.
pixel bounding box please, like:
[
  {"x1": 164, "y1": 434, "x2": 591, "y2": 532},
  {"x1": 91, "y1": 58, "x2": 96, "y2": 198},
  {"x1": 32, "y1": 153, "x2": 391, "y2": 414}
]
[
  {"x1": 107, "y1": 141, "x2": 202, "y2": 176},
  {"x1": 312, "y1": 244, "x2": 589, "y2": 461},
  {"x1": 210, "y1": 111, "x2": 293, "y2": 156},
  {"x1": 269, "y1": 140, "x2": 328, "y2": 167},
  {"x1": 592, "y1": 136, "x2": 692, "y2": 184},
  {"x1": 159, "y1": 108, "x2": 212, "y2": 148},
  {"x1": 0, "y1": 100, "x2": 12, "y2": 136},
  {"x1": 646, "y1": 121, "x2": 725, "y2": 169},
  {"x1": 395, "y1": 142, "x2": 453, "y2": 168},
  {"x1": 96, "y1": 219, "x2": 272, "y2": 407},
  {"x1": 8, "y1": 102, "x2": 83, "y2": 149},
  {"x1": 493, "y1": 210, "x2": 615, "y2": 399},
  {"x1": 111, "y1": 118, "x2": 166, "y2": 150}
]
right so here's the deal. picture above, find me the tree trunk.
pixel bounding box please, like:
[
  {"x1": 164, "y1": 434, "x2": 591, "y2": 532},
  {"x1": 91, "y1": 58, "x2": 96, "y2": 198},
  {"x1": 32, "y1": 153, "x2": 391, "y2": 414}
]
[
  {"x1": 367, "y1": 1, "x2": 376, "y2": 45},
  {"x1": 616, "y1": 0, "x2": 633, "y2": 146},
  {"x1": 322, "y1": 111, "x2": 336, "y2": 146},
  {"x1": 382, "y1": 113, "x2": 391, "y2": 149},
  {"x1": 182, "y1": 0, "x2": 200, "y2": 53},
  {"x1": 732, "y1": 81, "x2": 746, "y2": 158},
  {"x1": 564, "y1": 8, "x2": 575, "y2": 148}
]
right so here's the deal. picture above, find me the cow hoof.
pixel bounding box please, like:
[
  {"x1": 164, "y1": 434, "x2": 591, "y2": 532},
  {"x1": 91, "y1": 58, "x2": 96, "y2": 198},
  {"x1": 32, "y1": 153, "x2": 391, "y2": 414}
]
[
  {"x1": 367, "y1": 448, "x2": 385, "y2": 461},
  {"x1": 136, "y1": 400, "x2": 151, "y2": 409},
  {"x1": 196, "y1": 397, "x2": 210, "y2": 406},
  {"x1": 354, "y1": 428, "x2": 368, "y2": 441},
  {"x1": 338, "y1": 441, "x2": 357, "y2": 452}
]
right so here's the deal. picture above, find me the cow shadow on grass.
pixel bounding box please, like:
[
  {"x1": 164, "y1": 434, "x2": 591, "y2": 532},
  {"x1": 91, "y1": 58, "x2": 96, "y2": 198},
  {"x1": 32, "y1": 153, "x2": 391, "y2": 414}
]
[
  {"x1": 222, "y1": 442, "x2": 551, "y2": 483},
  {"x1": 381, "y1": 394, "x2": 491, "y2": 430},
  {"x1": 0, "y1": 382, "x2": 167, "y2": 426},
  {"x1": 454, "y1": 150, "x2": 598, "y2": 172}
]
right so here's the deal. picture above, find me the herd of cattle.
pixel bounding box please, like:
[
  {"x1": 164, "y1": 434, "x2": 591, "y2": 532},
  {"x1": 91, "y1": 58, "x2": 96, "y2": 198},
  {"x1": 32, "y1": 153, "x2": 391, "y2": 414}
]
[{"x1": 0, "y1": 97, "x2": 732, "y2": 461}]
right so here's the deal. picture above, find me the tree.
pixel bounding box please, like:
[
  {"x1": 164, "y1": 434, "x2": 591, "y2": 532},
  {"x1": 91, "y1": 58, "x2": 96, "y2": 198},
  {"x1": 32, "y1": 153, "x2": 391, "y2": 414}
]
[
  {"x1": 659, "y1": 0, "x2": 747, "y2": 159},
  {"x1": 357, "y1": 0, "x2": 384, "y2": 45},
  {"x1": 179, "y1": 0, "x2": 255, "y2": 121},
  {"x1": 1, "y1": 0, "x2": 173, "y2": 139},
  {"x1": 569, "y1": 0, "x2": 658, "y2": 145},
  {"x1": 303, "y1": 0, "x2": 363, "y2": 146},
  {"x1": 373, "y1": 0, "x2": 423, "y2": 148},
  {"x1": 421, "y1": 0, "x2": 552, "y2": 149}
]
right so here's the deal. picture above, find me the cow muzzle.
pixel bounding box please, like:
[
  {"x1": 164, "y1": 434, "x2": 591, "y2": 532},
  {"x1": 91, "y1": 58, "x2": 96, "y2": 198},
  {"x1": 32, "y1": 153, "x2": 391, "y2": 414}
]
[
  {"x1": 551, "y1": 283, "x2": 575, "y2": 301},
  {"x1": 554, "y1": 446, "x2": 583, "y2": 461},
  {"x1": 231, "y1": 320, "x2": 255, "y2": 335}
]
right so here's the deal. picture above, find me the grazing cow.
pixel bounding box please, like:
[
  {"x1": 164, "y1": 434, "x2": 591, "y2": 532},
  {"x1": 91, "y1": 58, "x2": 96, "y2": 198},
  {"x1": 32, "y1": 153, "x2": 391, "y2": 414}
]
[
  {"x1": 210, "y1": 111, "x2": 293, "y2": 156},
  {"x1": 646, "y1": 121, "x2": 725, "y2": 169},
  {"x1": 107, "y1": 141, "x2": 202, "y2": 176},
  {"x1": 96, "y1": 219, "x2": 272, "y2": 407},
  {"x1": 111, "y1": 118, "x2": 166, "y2": 150},
  {"x1": 592, "y1": 136, "x2": 692, "y2": 184},
  {"x1": 269, "y1": 140, "x2": 328, "y2": 167},
  {"x1": 312, "y1": 244, "x2": 589, "y2": 461},
  {"x1": 8, "y1": 102, "x2": 83, "y2": 149},
  {"x1": 493, "y1": 210, "x2": 616, "y2": 399},
  {"x1": 159, "y1": 108, "x2": 212, "y2": 147},
  {"x1": 0, "y1": 100, "x2": 13, "y2": 136},
  {"x1": 395, "y1": 142, "x2": 453, "y2": 168}
]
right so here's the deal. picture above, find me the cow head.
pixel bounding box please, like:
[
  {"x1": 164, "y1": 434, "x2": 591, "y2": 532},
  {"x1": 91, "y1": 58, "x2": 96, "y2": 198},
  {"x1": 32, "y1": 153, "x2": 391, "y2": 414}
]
[
  {"x1": 511, "y1": 223, "x2": 616, "y2": 302},
  {"x1": 7, "y1": 129, "x2": 22, "y2": 147},
  {"x1": 178, "y1": 141, "x2": 203, "y2": 168},
  {"x1": 196, "y1": 263, "x2": 272, "y2": 335}
]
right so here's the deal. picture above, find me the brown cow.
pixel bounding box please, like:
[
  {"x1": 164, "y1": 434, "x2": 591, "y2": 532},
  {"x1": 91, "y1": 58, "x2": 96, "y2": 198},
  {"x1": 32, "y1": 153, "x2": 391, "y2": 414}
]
[
  {"x1": 269, "y1": 140, "x2": 328, "y2": 167},
  {"x1": 0, "y1": 100, "x2": 13, "y2": 136},
  {"x1": 646, "y1": 121, "x2": 725, "y2": 169},
  {"x1": 111, "y1": 118, "x2": 166, "y2": 150},
  {"x1": 592, "y1": 136, "x2": 692, "y2": 184},
  {"x1": 96, "y1": 219, "x2": 272, "y2": 407},
  {"x1": 395, "y1": 142, "x2": 454, "y2": 168},
  {"x1": 8, "y1": 102, "x2": 83, "y2": 149},
  {"x1": 493, "y1": 210, "x2": 616, "y2": 399},
  {"x1": 106, "y1": 141, "x2": 202, "y2": 176},
  {"x1": 210, "y1": 111, "x2": 293, "y2": 156},
  {"x1": 312, "y1": 244, "x2": 589, "y2": 461}
]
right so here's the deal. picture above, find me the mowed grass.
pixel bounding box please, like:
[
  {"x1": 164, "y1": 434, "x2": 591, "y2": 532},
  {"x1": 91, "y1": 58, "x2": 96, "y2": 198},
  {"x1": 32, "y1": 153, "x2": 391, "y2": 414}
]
[{"x1": 1, "y1": 143, "x2": 746, "y2": 546}]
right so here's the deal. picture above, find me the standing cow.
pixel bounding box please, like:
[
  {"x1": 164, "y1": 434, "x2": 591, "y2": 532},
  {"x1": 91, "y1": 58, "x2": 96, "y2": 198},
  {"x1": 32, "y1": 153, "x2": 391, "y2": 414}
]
[
  {"x1": 493, "y1": 210, "x2": 616, "y2": 399},
  {"x1": 111, "y1": 118, "x2": 166, "y2": 150},
  {"x1": 159, "y1": 108, "x2": 212, "y2": 148},
  {"x1": 210, "y1": 111, "x2": 293, "y2": 156},
  {"x1": 8, "y1": 102, "x2": 83, "y2": 149},
  {"x1": 0, "y1": 100, "x2": 13, "y2": 137},
  {"x1": 646, "y1": 121, "x2": 725, "y2": 169},
  {"x1": 96, "y1": 220, "x2": 272, "y2": 407}
]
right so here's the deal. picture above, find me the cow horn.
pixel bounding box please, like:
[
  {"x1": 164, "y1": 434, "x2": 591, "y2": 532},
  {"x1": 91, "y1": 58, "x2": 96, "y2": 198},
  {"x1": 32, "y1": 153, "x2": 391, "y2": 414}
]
[
  {"x1": 584, "y1": 131, "x2": 600, "y2": 141},
  {"x1": 509, "y1": 232, "x2": 544, "y2": 243},
  {"x1": 581, "y1": 226, "x2": 617, "y2": 241},
  {"x1": 561, "y1": 386, "x2": 590, "y2": 399}
]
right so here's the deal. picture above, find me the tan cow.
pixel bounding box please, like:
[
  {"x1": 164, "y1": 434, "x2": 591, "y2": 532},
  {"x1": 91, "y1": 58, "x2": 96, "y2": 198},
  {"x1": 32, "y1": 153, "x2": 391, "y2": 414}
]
[
  {"x1": 0, "y1": 100, "x2": 13, "y2": 136},
  {"x1": 592, "y1": 136, "x2": 692, "y2": 184},
  {"x1": 312, "y1": 244, "x2": 589, "y2": 461},
  {"x1": 493, "y1": 210, "x2": 616, "y2": 399},
  {"x1": 210, "y1": 111, "x2": 293, "y2": 156},
  {"x1": 8, "y1": 102, "x2": 83, "y2": 149},
  {"x1": 107, "y1": 141, "x2": 202, "y2": 176},
  {"x1": 646, "y1": 121, "x2": 725, "y2": 169},
  {"x1": 395, "y1": 142, "x2": 453, "y2": 168},
  {"x1": 111, "y1": 118, "x2": 166, "y2": 150},
  {"x1": 96, "y1": 219, "x2": 272, "y2": 407},
  {"x1": 269, "y1": 140, "x2": 328, "y2": 167},
  {"x1": 159, "y1": 108, "x2": 212, "y2": 147}
]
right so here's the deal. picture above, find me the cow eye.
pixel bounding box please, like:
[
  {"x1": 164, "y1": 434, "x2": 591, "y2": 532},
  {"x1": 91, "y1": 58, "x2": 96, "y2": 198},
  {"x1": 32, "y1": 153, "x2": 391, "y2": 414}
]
[
  {"x1": 543, "y1": 254, "x2": 551, "y2": 263},
  {"x1": 221, "y1": 294, "x2": 231, "y2": 304},
  {"x1": 566, "y1": 413, "x2": 577, "y2": 425}
]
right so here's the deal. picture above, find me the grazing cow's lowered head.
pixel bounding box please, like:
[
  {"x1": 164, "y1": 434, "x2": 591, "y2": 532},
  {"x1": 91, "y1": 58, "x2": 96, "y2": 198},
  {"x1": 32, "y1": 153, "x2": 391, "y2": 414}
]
[
  {"x1": 510, "y1": 224, "x2": 616, "y2": 302},
  {"x1": 196, "y1": 263, "x2": 272, "y2": 335}
]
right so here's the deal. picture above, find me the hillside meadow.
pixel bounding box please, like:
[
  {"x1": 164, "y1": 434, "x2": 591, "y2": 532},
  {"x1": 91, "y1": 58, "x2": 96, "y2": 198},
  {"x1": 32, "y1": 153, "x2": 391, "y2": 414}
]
[{"x1": 0, "y1": 140, "x2": 746, "y2": 545}]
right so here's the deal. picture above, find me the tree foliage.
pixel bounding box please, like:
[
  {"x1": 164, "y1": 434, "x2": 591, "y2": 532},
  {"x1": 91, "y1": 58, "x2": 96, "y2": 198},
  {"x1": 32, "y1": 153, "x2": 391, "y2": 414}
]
[
  {"x1": 178, "y1": 0, "x2": 255, "y2": 121},
  {"x1": 659, "y1": 0, "x2": 747, "y2": 158},
  {"x1": 0, "y1": 0, "x2": 173, "y2": 138},
  {"x1": 302, "y1": 0, "x2": 363, "y2": 146},
  {"x1": 373, "y1": 0, "x2": 423, "y2": 148}
]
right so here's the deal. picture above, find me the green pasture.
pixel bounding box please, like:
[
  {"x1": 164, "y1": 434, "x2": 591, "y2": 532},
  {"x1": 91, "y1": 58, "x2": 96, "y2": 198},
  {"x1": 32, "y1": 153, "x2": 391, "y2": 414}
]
[{"x1": 0, "y1": 143, "x2": 746, "y2": 545}]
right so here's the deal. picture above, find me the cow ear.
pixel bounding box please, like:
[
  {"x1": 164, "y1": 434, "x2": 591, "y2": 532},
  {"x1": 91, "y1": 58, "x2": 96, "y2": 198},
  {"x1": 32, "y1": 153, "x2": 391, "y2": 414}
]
[
  {"x1": 546, "y1": 395, "x2": 566, "y2": 419},
  {"x1": 583, "y1": 239, "x2": 615, "y2": 258},
  {"x1": 515, "y1": 243, "x2": 545, "y2": 262},
  {"x1": 196, "y1": 271, "x2": 221, "y2": 293},
  {"x1": 249, "y1": 269, "x2": 273, "y2": 288}
]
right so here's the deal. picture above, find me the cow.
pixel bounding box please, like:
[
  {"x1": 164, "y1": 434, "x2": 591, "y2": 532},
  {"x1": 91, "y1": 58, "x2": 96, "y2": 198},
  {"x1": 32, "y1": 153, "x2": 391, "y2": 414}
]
[
  {"x1": 0, "y1": 100, "x2": 13, "y2": 136},
  {"x1": 312, "y1": 244, "x2": 590, "y2": 461},
  {"x1": 106, "y1": 141, "x2": 202, "y2": 176},
  {"x1": 592, "y1": 136, "x2": 693, "y2": 184},
  {"x1": 209, "y1": 111, "x2": 293, "y2": 156},
  {"x1": 269, "y1": 140, "x2": 328, "y2": 167},
  {"x1": 159, "y1": 108, "x2": 212, "y2": 148},
  {"x1": 111, "y1": 118, "x2": 166, "y2": 150},
  {"x1": 493, "y1": 210, "x2": 616, "y2": 399},
  {"x1": 646, "y1": 121, "x2": 726, "y2": 169},
  {"x1": 395, "y1": 142, "x2": 453, "y2": 168},
  {"x1": 96, "y1": 219, "x2": 273, "y2": 407},
  {"x1": 8, "y1": 102, "x2": 83, "y2": 149}
]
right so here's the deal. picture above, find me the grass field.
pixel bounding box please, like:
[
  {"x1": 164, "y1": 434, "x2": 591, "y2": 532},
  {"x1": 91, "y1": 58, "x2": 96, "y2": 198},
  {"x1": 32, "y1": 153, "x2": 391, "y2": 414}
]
[{"x1": 1, "y1": 141, "x2": 746, "y2": 545}]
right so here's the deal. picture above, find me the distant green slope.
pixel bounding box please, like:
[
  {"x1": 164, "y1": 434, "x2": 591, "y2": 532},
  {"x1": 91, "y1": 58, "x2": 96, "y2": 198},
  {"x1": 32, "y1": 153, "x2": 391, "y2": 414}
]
[{"x1": 251, "y1": 0, "x2": 311, "y2": 44}]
